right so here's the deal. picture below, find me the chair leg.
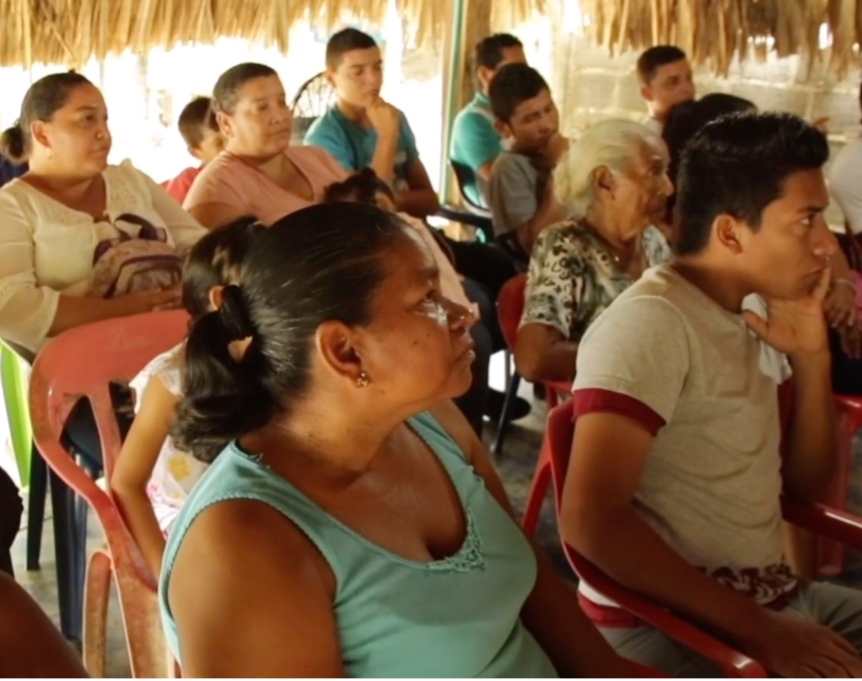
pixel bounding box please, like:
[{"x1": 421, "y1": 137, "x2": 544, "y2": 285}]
[
  {"x1": 83, "y1": 549, "x2": 111, "y2": 678},
  {"x1": 114, "y1": 574, "x2": 166, "y2": 678},
  {"x1": 50, "y1": 470, "x2": 84, "y2": 643},
  {"x1": 522, "y1": 451, "x2": 552, "y2": 537},
  {"x1": 26, "y1": 446, "x2": 46, "y2": 571},
  {"x1": 492, "y1": 372, "x2": 521, "y2": 456}
]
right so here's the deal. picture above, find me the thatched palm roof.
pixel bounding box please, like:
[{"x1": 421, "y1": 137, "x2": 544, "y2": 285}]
[
  {"x1": 6, "y1": 0, "x2": 859, "y2": 75},
  {"x1": 581, "y1": 0, "x2": 861, "y2": 77},
  {"x1": 1, "y1": 0, "x2": 547, "y2": 67}
]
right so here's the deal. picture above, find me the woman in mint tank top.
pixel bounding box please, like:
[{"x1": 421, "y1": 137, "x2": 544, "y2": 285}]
[{"x1": 159, "y1": 202, "x2": 633, "y2": 677}]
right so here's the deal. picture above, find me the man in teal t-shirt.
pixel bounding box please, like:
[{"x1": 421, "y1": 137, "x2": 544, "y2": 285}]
[
  {"x1": 305, "y1": 28, "x2": 440, "y2": 219},
  {"x1": 449, "y1": 34, "x2": 526, "y2": 208}
]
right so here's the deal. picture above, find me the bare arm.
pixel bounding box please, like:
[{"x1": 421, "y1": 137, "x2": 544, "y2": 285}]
[
  {"x1": 370, "y1": 134, "x2": 398, "y2": 187},
  {"x1": 515, "y1": 323, "x2": 578, "y2": 383},
  {"x1": 563, "y1": 413, "x2": 767, "y2": 639},
  {"x1": 428, "y1": 400, "x2": 631, "y2": 677},
  {"x1": 111, "y1": 375, "x2": 177, "y2": 577},
  {"x1": 168, "y1": 499, "x2": 344, "y2": 677},
  {"x1": 782, "y1": 351, "x2": 837, "y2": 502},
  {"x1": 0, "y1": 571, "x2": 88, "y2": 677},
  {"x1": 396, "y1": 159, "x2": 441, "y2": 219},
  {"x1": 49, "y1": 288, "x2": 182, "y2": 337}
]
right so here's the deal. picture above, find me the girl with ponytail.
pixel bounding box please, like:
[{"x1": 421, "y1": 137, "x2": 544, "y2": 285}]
[{"x1": 111, "y1": 217, "x2": 263, "y2": 578}]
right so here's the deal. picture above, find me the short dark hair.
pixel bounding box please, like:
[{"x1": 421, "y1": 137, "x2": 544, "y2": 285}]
[
  {"x1": 488, "y1": 63, "x2": 549, "y2": 123},
  {"x1": 675, "y1": 112, "x2": 829, "y2": 256},
  {"x1": 324, "y1": 168, "x2": 394, "y2": 205},
  {"x1": 0, "y1": 71, "x2": 92, "y2": 160},
  {"x1": 662, "y1": 93, "x2": 756, "y2": 223},
  {"x1": 637, "y1": 46, "x2": 688, "y2": 85},
  {"x1": 326, "y1": 28, "x2": 378, "y2": 70},
  {"x1": 178, "y1": 96, "x2": 216, "y2": 150},
  {"x1": 212, "y1": 63, "x2": 278, "y2": 115},
  {"x1": 474, "y1": 34, "x2": 523, "y2": 71},
  {"x1": 172, "y1": 203, "x2": 412, "y2": 462},
  {"x1": 182, "y1": 216, "x2": 265, "y2": 320}
]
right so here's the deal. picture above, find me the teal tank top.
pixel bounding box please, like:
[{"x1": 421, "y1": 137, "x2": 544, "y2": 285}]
[{"x1": 159, "y1": 412, "x2": 557, "y2": 678}]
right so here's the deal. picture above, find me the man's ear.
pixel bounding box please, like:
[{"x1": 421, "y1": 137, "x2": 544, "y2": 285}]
[
  {"x1": 641, "y1": 84, "x2": 654, "y2": 103},
  {"x1": 714, "y1": 214, "x2": 746, "y2": 255},
  {"x1": 495, "y1": 119, "x2": 513, "y2": 139}
]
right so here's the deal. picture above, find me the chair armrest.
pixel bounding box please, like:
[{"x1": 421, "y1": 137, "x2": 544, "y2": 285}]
[
  {"x1": 567, "y1": 546, "x2": 767, "y2": 677},
  {"x1": 781, "y1": 496, "x2": 862, "y2": 550},
  {"x1": 436, "y1": 204, "x2": 494, "y2": 235}
]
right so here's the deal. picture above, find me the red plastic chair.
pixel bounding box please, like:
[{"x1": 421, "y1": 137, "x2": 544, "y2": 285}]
[
  {"x1": 495, "y1": 273, "x2": 572, "y2": 535},
  {"x1": 543, "y1": 399, "x2": 862, "y2": 677},
  {"x1": 817, "y1": 394, "x2": 862, "y2": 576},
  {"x1": 29, "y1": 310, "x2": 189, "y2": 677}
]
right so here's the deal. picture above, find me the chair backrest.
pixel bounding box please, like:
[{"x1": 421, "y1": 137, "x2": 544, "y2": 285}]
[
  {"x1": 497, "y1": 273, "x2": 527, "y2": 352},
  {"x1": 542, "y1": 401, "x2": 767, "y2": 677},
  {"x1": 291, "y1": 71, "x2": 336, "y2": 145},
  {"x1": 29, "y1": 310, "x2": 189, "y2": 585},
  {"x1": 450, "y1": 160, "x2": 490, "y2": 214}
]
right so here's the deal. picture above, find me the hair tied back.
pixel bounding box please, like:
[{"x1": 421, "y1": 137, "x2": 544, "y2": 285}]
[{"x1": 218, "y1": 284, "x2": 254, "y2": 341}]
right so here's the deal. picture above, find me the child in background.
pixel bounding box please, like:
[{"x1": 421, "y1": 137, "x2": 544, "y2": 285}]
[
  {"x1": 111, "y1": 217, "x2": 263, "y2": 578},
  {"x1": 162, "y1": 96, "x2": 224, "y2": 204}
]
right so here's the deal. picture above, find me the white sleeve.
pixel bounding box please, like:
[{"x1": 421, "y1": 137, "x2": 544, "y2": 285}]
[{"x1": 0, "y1": 191, "x2": 60, "y2": 352}]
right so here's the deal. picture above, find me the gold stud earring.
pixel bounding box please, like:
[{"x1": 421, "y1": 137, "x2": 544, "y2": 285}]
[{"x1": 356, "y1": 371, "x2": 370, "y2": 388}]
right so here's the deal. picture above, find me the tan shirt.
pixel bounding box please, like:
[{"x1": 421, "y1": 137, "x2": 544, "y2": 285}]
[{"x1": 573, "y1": 265, "x2": 796, "y2": 607}]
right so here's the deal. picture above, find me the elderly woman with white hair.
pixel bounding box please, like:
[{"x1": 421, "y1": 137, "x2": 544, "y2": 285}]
[{"x1": 515, "y1": 119, "x2": 673, "y2": 383}]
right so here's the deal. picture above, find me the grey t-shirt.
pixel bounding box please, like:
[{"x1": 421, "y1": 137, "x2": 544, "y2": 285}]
[{"x1": 488, "y1": 151, "x2": 549, "y2": 238}]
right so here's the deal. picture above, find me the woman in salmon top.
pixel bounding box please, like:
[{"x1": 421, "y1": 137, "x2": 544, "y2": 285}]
[{"x1": 184, "y1": 63, "x2": 348, "y2": 228}]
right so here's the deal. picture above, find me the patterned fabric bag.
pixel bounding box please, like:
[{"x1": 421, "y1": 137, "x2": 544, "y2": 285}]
[{"x1": 86, "y1": 214, "x2": 182, "y2": 299}]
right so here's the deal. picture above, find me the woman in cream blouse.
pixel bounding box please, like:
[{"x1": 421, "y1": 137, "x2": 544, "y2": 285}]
[{"x1": 0, "y1": 71, "x2": 206, "y2": 354}]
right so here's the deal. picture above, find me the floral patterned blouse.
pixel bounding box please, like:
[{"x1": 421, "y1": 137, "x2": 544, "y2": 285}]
[{"x1": 520, "y1": 220, "x2": 671, "y2": 340}]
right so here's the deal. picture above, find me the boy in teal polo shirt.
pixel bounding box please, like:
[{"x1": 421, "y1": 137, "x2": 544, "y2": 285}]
[
  {"x1": 449, "y1": 34, "x2": 526, "y2": 207},
  {"x1": 305, "y1": 28, "x2": 440, "y2": 219}
]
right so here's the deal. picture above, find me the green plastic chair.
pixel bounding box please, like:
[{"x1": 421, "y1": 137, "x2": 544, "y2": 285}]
[
  {"x1": 0, "y1": 340, "x2": 46, "y2": 571},
  {"x1": 0, "y1": 342, "x2": 31, "y2": 487}
]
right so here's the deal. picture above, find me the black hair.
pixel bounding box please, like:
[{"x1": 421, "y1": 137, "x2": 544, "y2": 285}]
[
  {"x1": 172, "y1": 202, "x2": 412, "y2": 462},
  {"x1": 212, "y1": 63, "x2": 278, "y2": 115},
  {"x1": 0, "y1": 71, "x2": 92, "y2": 160},
  {"x1": 178, "y1": 96, "x2": 217, "y2": 149},
  {"x1": 675, "y1": 111, "x2": 829, "y2": 256},
  {"x1": 181, "y1": 216, "x2": 265, "y2": 320},
  {"x1": 636, "y1": 46, "x2": 688, "y2": 85},
  {"x1": 662, "y1": 93, "x2": 756, "y2": 223},
  {"x1": 324, "y1": 168, "x2": 394, "y2": 205},
  {"x1": 326, "y1": 28, "x2": 378, "y2": 70},
  {"x1": 474, "y1": 34, "x2": 523, "y2": 72},
  {"x1": 488, "y1": 63, "x2": 549, "y2": 123}
]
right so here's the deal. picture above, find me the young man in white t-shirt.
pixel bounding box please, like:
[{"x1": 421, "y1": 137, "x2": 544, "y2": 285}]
[{"x1": 562, "y1": 111, "x2": 862, "y2": 677}]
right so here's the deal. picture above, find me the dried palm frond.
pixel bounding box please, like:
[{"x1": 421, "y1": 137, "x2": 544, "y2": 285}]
[{"x1": 582, "y1": 0, "x2": 861, "y2": 79}]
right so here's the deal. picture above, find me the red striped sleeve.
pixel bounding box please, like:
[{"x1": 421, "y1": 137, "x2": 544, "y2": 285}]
[{"x1": 573, "y1": 388, "x2": 666, "y2": 437}]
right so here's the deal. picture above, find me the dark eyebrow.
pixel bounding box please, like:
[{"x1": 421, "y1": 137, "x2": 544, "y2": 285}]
[
  {"x1": 415, "y1": 264, "x2": 440, "y2": 284},
  {"x1": 796, "y1": 204, "x2": 827, "y2": 215}
]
